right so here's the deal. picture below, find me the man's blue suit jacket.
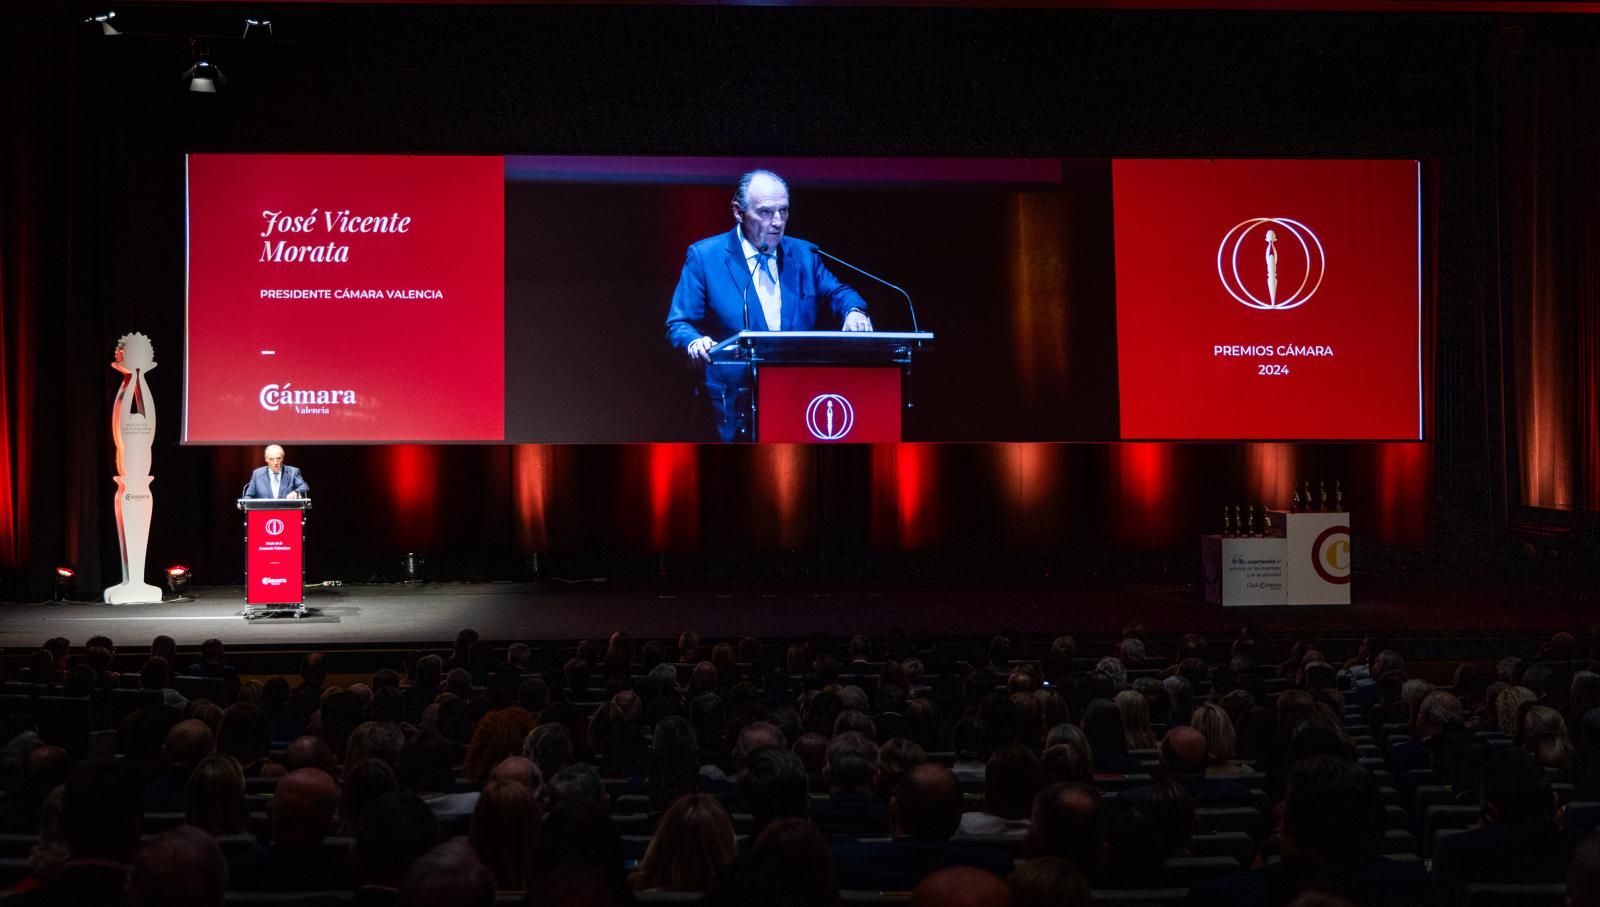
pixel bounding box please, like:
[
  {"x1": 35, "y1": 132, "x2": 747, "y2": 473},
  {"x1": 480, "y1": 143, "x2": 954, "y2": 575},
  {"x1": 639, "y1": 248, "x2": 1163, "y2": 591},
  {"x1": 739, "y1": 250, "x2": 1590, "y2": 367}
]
[
  {"x1": 242, "y1": 465, "x2": 310, "y2": 499},
  {"x1": 664, "y1": 228, "x2": 868, "y2": 352}
]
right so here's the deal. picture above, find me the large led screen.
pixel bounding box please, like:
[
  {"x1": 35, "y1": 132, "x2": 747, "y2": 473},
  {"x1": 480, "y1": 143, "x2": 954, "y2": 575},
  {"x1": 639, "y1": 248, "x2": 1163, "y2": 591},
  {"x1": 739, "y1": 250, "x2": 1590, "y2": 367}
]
[
  {"x1": 184, "y1": 154, "x2": 1426, "y2": 444},
  {"x1": 1113, "y1": 159, "x2": 1423, "y2": 440}
]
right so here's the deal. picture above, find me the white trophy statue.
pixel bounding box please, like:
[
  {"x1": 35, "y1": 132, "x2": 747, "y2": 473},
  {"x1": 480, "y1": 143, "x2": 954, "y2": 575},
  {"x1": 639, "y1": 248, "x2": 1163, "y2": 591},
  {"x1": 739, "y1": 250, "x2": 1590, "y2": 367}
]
[
  {"x1": 105, "y1": 333, "x2": 163, "y2": 604},
  {"x1": 1264, "y1": 228, "x2": 1280, "y2": 306}
]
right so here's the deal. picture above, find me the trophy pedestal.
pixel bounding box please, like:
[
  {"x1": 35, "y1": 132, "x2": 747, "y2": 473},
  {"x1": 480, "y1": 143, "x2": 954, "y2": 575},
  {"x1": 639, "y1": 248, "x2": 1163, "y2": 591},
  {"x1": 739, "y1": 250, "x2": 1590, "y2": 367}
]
[{"x1": 104, "y1": 581, "x2": 163, "y2": 605}]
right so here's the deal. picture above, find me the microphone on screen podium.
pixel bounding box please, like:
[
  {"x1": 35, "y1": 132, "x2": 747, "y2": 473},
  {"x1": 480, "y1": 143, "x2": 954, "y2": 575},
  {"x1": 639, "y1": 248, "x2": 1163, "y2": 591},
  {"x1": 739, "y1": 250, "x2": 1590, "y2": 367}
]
[{"x1": 806, "y1": 243, "x2": 921, "y2": 334}]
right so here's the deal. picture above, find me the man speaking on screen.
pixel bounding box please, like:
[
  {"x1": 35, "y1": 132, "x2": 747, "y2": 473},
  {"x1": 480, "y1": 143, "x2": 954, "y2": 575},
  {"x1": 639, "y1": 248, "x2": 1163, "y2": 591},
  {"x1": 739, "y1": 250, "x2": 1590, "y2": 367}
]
[
  {"x1": 243, "y1": 444, "x2": 309, "y2": 499},
  {"x1": 665, "y1": 170, "x2": 873, "y2": 441}
]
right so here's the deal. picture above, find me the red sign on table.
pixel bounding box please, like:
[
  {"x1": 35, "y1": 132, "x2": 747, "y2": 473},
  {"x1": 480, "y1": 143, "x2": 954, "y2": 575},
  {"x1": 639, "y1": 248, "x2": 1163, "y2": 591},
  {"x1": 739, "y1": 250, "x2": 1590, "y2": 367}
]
[
  {"x1": 246, "y1": 509, "x2": 303, "y2": 605},
  {"x1": 757, "y1": 366, "x2": 902, "y2": 443}
]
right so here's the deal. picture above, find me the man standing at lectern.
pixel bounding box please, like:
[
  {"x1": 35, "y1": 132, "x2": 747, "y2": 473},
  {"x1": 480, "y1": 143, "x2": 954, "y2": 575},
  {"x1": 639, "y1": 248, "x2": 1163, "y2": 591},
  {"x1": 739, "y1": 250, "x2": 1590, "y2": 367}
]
[
  {"x1": 665, "y1": 170, "x2": 873, "y2": 441},
  {"x1": 243, "y1": 444, "x2": 309, "y2": 499}
]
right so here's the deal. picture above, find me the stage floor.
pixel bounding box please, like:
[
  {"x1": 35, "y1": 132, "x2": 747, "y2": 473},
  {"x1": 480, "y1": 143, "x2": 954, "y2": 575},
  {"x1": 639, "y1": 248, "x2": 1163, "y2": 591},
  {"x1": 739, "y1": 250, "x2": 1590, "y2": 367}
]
[{"x1": 0, "y1": 575, "x2": 1589, "y2": 650}]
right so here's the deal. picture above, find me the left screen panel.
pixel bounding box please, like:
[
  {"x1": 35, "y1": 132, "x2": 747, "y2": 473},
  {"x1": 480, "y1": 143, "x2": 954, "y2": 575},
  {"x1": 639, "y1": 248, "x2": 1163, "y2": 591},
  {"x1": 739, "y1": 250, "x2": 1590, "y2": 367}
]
[{"x1": 184, "y1": 154, "x2": 505, "y2": 443}]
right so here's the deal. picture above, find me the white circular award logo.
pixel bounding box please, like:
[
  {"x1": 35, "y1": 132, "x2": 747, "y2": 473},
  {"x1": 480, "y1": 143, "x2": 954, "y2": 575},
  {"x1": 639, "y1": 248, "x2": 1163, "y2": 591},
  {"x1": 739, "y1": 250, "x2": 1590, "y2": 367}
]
[
  {"x1": 804, "y1": 393, "x2": 855, "y2": 441},
  {"x1": 265, "y1": 518, "x2": 285, "y2": 536},
  {"x1": 1218, "y1": 217, "x2": 1325, "y2": 311}
]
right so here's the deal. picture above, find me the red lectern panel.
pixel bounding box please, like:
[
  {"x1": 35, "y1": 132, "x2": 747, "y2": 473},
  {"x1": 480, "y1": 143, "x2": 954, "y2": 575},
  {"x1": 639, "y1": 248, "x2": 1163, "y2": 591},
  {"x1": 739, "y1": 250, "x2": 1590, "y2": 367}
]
[
  {"x1": 246, "y1": 509, "x2": 304, "y2": 605},
  {"x1": 758, "y1": 366, "x2": 902, "y2": 443}
]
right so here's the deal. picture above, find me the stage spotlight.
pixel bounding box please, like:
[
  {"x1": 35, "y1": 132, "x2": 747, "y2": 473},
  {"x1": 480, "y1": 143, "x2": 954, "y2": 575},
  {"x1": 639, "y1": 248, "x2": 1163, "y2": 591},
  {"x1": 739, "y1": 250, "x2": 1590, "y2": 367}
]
[
  {"x1": 53, "y1": 566, "x2": 75, "y2": 602},
  {"x1": 402, "y1": 552, "x2": 426, "y2": 585},
  {"x1": 242, "y1": 18, "x2": 272, "y2": 39},
  {"x1": 165, "y1": 565, "x2": 191, "y2": 597},
  {"x1": 183, "y1": 56, "x2": 225, "y2": 93},
  {"x1": 84, "y1": 11, "x2": 119, "y2": 36}
]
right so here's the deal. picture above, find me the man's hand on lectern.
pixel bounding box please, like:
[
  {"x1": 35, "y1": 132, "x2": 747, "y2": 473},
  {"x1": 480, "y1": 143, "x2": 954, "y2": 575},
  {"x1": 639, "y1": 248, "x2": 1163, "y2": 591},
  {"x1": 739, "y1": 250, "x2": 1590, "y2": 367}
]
[
  {"x1": 843, "y1": 311, "x2": 874, "y2": 332},
  {"x1": 687, "y1": 336, "x2": 715, "y2": 363},
  {"x1": 287, "y1": 491, "x2": 300, "y2": 499}
]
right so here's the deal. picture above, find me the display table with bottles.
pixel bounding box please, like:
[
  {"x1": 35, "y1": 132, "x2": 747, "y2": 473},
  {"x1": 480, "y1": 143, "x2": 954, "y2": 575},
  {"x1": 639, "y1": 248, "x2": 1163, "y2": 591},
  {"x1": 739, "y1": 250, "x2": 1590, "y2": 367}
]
[{"x1": 1202, "y1": 510, "x2": 1351, "y2": 606}]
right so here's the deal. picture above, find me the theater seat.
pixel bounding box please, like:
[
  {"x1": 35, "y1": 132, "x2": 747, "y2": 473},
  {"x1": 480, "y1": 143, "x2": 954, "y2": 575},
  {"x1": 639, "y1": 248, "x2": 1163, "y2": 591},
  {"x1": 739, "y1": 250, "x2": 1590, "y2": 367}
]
[
  {"x1": 840, "y1": 893, "x2": 911, "y2": 905},
  {"x1": 1461, "y1": 882, "x2": 1566, "y2": 907},
  {"x1": 223, "y1": 893, "x2": 352, "y2": 907},
  {"x1": 1089, "y1": 887, "x2": 1189, "y2": 907},
  {"x1": 1162, "y1": 855, "x2": 1241, "y2": 887}
]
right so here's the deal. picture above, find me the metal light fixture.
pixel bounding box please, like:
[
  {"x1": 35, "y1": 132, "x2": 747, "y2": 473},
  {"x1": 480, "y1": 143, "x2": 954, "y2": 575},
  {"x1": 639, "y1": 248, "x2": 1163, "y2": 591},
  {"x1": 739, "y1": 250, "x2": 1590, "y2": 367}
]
[
  {"x1": 242, "y1": 18, "x2": 273, "y2": 39},
  {"x1": 165, "y1": 565, "x2": 191, "y2": 597},
  {"x1": 53, "y1": 566, "x2": 75, "y2": 602},
  {"x1": 84, "y1": 11, "x2": 119, "y2": 36},
  {"x1": 184, "y1": 56, "x2": 224, "y2": 93},
  {"x1": 401, "y1": 552, "x2": 425, "y2": 585}
]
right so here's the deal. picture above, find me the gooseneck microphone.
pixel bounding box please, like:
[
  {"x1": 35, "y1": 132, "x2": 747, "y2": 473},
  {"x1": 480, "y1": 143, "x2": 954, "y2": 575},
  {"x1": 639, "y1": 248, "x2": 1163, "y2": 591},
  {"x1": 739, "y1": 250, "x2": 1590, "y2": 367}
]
[
  {"x1": 737, "y1": 241, "x2": 770, "y2": 335},
  {"x1": 808, "y1": 244, "x2": 919, "y2": 334}
]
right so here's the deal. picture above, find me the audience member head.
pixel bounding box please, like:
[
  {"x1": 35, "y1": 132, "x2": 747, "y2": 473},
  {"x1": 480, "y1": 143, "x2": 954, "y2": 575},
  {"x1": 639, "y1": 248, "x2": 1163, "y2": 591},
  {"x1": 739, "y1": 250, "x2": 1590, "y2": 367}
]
[
  {"x1": 464, "y1": 707, "x2": 537, "y2": 782},
  {"x1": 1191, "y1": 703, "x2": 1238, "y2": 765},
  {"x1": 725, "y1": 817, "x2": 842, "y2": 907},
  {"x1": 1097, "y1": 798, "x2": 1165, "y2": 889},
  {"x1": 1025, "y1": 782, "x2": 1103, "y2": 870},
  {"x1": 63, "y1": 758, "x2": 145, "y2": 862},
  {"x1": 151, "y1": 635, "x2": 177, "y2": 664},
  {"x1": 340, "y1": 758, "x2": 399, "y2": 834},
  {"x1": 283, "y1": 734, "x2": 337, "y2": 778},
  {"x1": 141, "y1": 656, "x2": 172, "y2": 691},
  {"x1": 740, "y1": 745, "x2": 810, "y2": 835},
  {"x1": 397, "y1": 732, "x2": 455, "y2": 794},
  {"x1": 1281, "y1": 756, "x2": 1383, "y2": 865},
  {"x1": 891, "y1": 763, "x2": 962, "y2": 842},
  {"x1": 910, "y1": 865, "x2": 1013, "y2": 907},
  {"x1": 1158, "y1": 725, "x2": 1209, "y2": 781},
  {"x1": 524, "y1": 723, "x2": 575, "y2": 780},
  {"x1": 1524, "y1": 705, "x2": 1575, "y2": 769},
  {"x1": 469, "y1": 779, "x2": 542, "y2": 892},
  {"x1": 184, "y1": 753, "x2": 249, "y2": 836},
  {"x1": 270, "y1": 767, "x2": 340, "y2": 846},
  {"x1": 127, "y1": 826, "x2": 227, "y2": 907},
  {"x1": 635, "y1": 793, "x2": 737, "y2": 893},
  {"x1": 824, "y1": 731, "x2": 879, "y2": 795},
  {"x1": 877, "y1": 737, "x2": 927, "y2": 801},
  {"x1": 1007, "y1": 856, "x2": 1089, "y2": 907},
  {"x1": 354, "y1": 792, "x2": 438, "y2": 889},
  {"x1": 546, "y1": 763, "x2": 607, "y2": 811},
  {"x1": 299, "y1": 651, "x2": 328, "y2": 689},
  {"x1": 489, "y1": 755, "x2": 541, "y2": 792},
  {"x1": 1480, "y1": 747, "x2": 1556, "y2": 825},
  {"x1": 1569, "y1": 834, "x2": 1600, "y2": 907},
  {"x1": 530, "y1": 797, "x2": 631, "y2": 903},
  {"x1": 983, "y1": 742, "x2": 1044, "y2": 821},
  {"x1": 398, "y1": 840, "x2": 495, "y2": 907}
]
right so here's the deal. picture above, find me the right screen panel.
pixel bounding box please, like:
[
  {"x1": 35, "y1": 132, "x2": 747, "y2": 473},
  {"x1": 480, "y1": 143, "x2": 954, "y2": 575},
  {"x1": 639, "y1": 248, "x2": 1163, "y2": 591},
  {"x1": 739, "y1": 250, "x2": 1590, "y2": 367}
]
[{"x1": 1114, "y1": 159, "x2": 1422, "y2": 440}]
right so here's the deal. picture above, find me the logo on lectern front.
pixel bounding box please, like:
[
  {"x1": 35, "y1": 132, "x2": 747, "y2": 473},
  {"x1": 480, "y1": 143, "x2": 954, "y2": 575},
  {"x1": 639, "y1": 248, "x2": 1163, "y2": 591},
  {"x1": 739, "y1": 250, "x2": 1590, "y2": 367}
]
[
  {"x1": 805, "y1": 393, "x2": 855, "y2": 441},
  {"x1": 265, "y1": 518, "x2": 285, "y2": 536},
  {"x1": 1311, "y1": 525, "x2": 1352, "y2": 585},
  {"x1": 1218, "y1": 217, "x2": 1325, "y2": 311}
]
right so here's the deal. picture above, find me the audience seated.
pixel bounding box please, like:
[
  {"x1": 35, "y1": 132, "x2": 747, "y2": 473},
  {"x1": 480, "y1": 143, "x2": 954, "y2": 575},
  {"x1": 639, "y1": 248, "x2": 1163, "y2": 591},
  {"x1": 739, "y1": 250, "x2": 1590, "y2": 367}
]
[
  {"x1": 831, "y1": 763, "x2": 1013, "y2": 891},
  {"x1": 13, "y1": 625, "x2": 1600, "y2": 905},
  {"x1": 468, "y1": 779, "x2": 542, "y2": 892},
  {"x1": 911, "y1": 864, "x2": 1013, "y2": 907},
  {"x1": 1007, "y1": 857, "x2": 1089, "y2": 907},
  {"x1": 1432, "y1": 748, "x2": 1572, "y2": 903},
  {"x1": 351, "y1": 792, "x2": 437, "y2": 907},
  {"x1": 185, "y1": 753, "x2": 250, "y2": 836},
  {"x1": 9, "y1": 758, "x2": 145, "y2": 907},
  {"x1": 398, "y1": 840, "x2": 495, "y2": 907},
  {"x1": 1188, "y1": 755, "x2": 1428, "y2": 906},
  {"x1": 811, "y1": 731, "x2": 891, "y2": 836},
  {"x1": 127, "y1": 826, "x2": 227, "y2": 907},
  {"x1": 631, "y1": 792, "x2": 737, "y2": 892},
  {"x1": 227, "y1": 767, "x2": 354, "y2": 892}
]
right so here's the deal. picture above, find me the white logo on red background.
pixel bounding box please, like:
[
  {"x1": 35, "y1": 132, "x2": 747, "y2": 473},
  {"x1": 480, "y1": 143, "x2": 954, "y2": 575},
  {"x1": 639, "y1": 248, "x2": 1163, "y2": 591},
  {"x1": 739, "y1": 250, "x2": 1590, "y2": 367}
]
[
  {"x1": 264, "y1": 519, "x2": 285, "y2": 536},
  {"x1": 805, "y1": 394, "x2": 855, "y2": 441},
  {"x1": 1218, "y1": 217, "x2": 1325, "y2": 311},
  {"x1": 260, "y1": 576, "x2": 287, "y2": 586},
  {"x1": 259, "y1": 383, "x2": 358, "y2": 412}
]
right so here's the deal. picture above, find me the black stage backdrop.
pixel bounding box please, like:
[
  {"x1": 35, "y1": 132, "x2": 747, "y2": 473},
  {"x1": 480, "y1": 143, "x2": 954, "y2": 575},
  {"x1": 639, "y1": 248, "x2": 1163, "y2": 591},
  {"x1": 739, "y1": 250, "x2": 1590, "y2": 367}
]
[{"x1": 0, "y1": 5, "x2": 1595, "y2": 598}]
